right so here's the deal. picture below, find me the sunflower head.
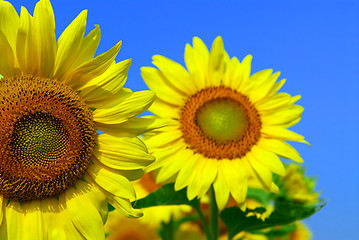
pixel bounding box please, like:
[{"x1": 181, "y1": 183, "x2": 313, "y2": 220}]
[
  {"x1": 0, "y1": 0, "x2": 161, "y2": 238},
  {"x1": 142, "y1": 36, "x2": 308, "y2": 209},
  {"x1": 279, "y1": 164, "x2": 319, "y2": 203}
]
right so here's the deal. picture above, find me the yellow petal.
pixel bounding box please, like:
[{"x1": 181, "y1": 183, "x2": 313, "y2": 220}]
[
  {"x1": 213, "y1": 169, "x2": 230, "y2": 210},
  {"x1": 221, "y1": 159, "x2": 248, "y2": 204},
  {"x1": 246, "y1": 151, "x2": 272, "y2": 190},
  {"x1": 267, "y1": 79, "x2": 286, "y2": 97},
  {"x1": 230, "y1": 159, "x2": 248, "y2": 203},
  {"x1": 54, "y1": 10, "x2": 87, "y2": 81},
  {"x1": 255, "y1": 92, "x2": 292, "y2": 112},
  {"x1": 156, "y1": 150, "x2": 189, "y2": 183},
  {"x1": 22, "y1": 200, "x2": 44, "y2": 240},
  {"x1": 0, "y1": 1, "x2": 19, "y2": 53},
  {"x1": 93, "y1": 90, "x2": 155, "y2": 125},
  {"x1": 62, "y1": 187, "x2": 105, "y2": 240},
  {"x1": 248, "y1": 71, "x2": 280, "y2": 103},
  {"x1": 40, "y1": 198, "x2": 68, "y2": 240},
  {"x1": 261, "y1": 125, "x2": 309, "y2": 144},
  {"x1": 108, "y1": 195, "x2": 143, "y2": 218},
  {"x1": 75, "y1": 180, "x2": 108, "y2": 224},
  {"x1": 0, "y1": 196, "x2": 3, "y2": 226},
  {"x1": 188, "y1": 158, "x2": 217, "y2": 199},
  {"x1": 96, "y1": 116, "x2": 167, "y2": 137},
  {"x1": 144, "y1": 126, "x2": 182, "y2": 149},
  {"x1": 5, "y1": 201, "x2": 24, "y2": 239},
  {"x1": 149, "y1": 98, "x2": 180, "y2": 119},
  {"x1": 184, "y1": 37, "x2": 209, "y2": 89},
  {"x1": 261, "y1": 105, "x2": 304, "y2": 126},
  {"x1": 174, "y1": 150, "x2": 200, "y2": 191},
  {"x1": 146, "y1": 140, "x2": 185, "y2": 172},
  {"x1": 16, "y1": 6, "x2": 35, "y2": 75},
  {"x1": 71, "y1": 24, "x2": 101, "y2": 68},
  {"x1": 66, "y1": 41, "x2": 122, "y2": 90},
  {"x1": 258, "y1": 138, "x2": 304, "y2": 163},
  {"x1": 33, "y1": 0, "x2": 57, "y2": 77},
  {"x1": 152, "y1": 55, "x2": 196, "y2": 94},
  {"x1": 95, "y1": 135, "x2": 154, "y2": 170},
  {"x1": 0, "y1": 30, "x2": 15, "y2": 77},
  {"x1": 208, "y1": 36, "x2": 229, "y2": 86},
  {"x1": 222, "y1": 56, "x2": 241, "y2": 89},
  {"x1": 236, "y1": 55, "x2": 253, "y2": 93},
  {"x1": 141, "y1": 66, "x2": 186, "y2": 105},
  {"x1": 87, "y1": 163, "x2": 136, "y2": 200},
  {"x1": 80, "y1": 58, "x2": 131, "y2": 106},
  {"x1": 251, "y1": 145, "x2": 286, "y2": 175}
]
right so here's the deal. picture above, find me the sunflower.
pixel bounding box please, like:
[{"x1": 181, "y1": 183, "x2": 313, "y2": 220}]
[
  {"x1": 142, "y1": 36, "x2": 308, "y2": 209},
  {"x1": 0, "y1": 0, "x2": 161, "y2": 239}
]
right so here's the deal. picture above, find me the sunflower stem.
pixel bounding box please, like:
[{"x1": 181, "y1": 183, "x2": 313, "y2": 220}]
[
  {"x1": 209, "y1": 185, "x2": 219, "y2": 240},
  {"x1": 193, "y1": 202, "x2": 212, "y2": 240}
]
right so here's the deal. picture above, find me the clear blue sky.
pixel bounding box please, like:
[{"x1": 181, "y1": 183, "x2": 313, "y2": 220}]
[{"x1": 11, "y1": 1, "x2": 359, "y2": 239}]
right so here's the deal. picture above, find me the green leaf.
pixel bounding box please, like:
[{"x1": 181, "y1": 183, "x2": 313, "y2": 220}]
[
  {"x1": 220, "y1": 197, "x2": 324, "y2": 239},
  {"x1": 132, "y1": 183, "x2": 200, "y2": 209}
]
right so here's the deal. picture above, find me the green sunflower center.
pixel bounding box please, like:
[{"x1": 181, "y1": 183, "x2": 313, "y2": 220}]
[
  {"x1": 0, "y1": 76, "x2": 95, "y2": 201},
  {"x1": 180, "y1": 86, "x2": 262, "y2": 160},
  {"x1": 197, "y1": 99, "x2": 248, "y2": 143}
]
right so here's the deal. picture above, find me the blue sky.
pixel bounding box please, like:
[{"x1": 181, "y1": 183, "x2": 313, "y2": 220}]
[{"x1": 10, "y1": 1, "x2": 359, "y2": 239}]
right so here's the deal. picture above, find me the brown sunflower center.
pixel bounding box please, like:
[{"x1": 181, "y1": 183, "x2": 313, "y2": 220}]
[
  {"x1": 0, "y1": 76, "x2": 95, "y2": 201},
  {"x1": 180, "y1": 86, "x2": 261, "y2": 160}
]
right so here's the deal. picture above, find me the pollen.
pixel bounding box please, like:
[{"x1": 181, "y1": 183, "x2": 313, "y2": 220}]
[
  {"x1": 180, "y1": 86, "x2": 261, "y2": 160},
  {"x1": 0, "y1": 76, "x2": 95, "y2": 201}
]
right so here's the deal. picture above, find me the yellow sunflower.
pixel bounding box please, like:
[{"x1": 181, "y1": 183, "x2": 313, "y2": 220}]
[
  {"x1": 0, "y1": 0, "x2": 161, "y2": 239},
  {"x1": 142, "y1": 36, "x2": 308, "y2": 209}
]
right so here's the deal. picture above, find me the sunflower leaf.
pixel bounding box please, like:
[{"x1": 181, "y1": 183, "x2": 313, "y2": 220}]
[
  {"x1": 132, "y1": 183, "x2": 200, "y2": 209},
  {"x1": 220, "y1": 197, "x2": 324, "y2": 239}
]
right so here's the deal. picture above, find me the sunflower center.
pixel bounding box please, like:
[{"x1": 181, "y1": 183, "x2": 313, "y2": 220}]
[
  {"x1": 0, "y1": 76, "x2": 95, "y2": 201},
  {"x1": 180, "y1": 87, "x2": 261, "y2": 160},
  {"x1": 197, "y1": 99, "x2": 248, "y2": 143},
  {"x1": 11, "y1": 112, "x2": 69, "y2": 166}
]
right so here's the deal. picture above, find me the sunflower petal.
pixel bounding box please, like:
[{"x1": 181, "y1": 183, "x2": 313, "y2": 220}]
[
  {"x1": 208, "y1": 36, "x2": 229, "y2": 86},
  {"x1": 0, "y1": 30, "x2": 14, "y2": 77},
  {"x1": 87, "y1": 163, "x2": 136, "y2": 200},
  {"x1": 54, "y1": 10, "x2": 87, "y2": 80},
  {"x1": 246, "y1": 151, "x2": 272, "y2": 190},
  {"x1": 258, "y1": 138, "x2": 304, "y2": 163},
  {"x1": 213, "y1": 168, "x2": 230, "y2": 210},
  {"x1": 62, "y1": 187, "x2": 105, "y2": 240},
  {"x1": 80, "y1": 59, "x2": 131, "y2": 105},
  {"x1": 261, "y1": 105, "x2": 304, "y2": 126},
  {"x1": 251, "y1": 145, "x2": 286, "y2": 175},
  {"x1": 33, "y1": 0, "x2": 57, "y2": 77},
  {"x1": 174, "y1": 151, "x2": 200, "y2": 191},
  {"x1": 95, "y1": 135, "x2": 154, "y2": 170},
  {"x1": 261, "y1": 125, "x2": 309, "y2": 144},
  {"x1": 108, "y1": 195, "x2": 143, "y2": 218},
  {"x1": 0, "y1": 1, "x2": 19, "y2": 52},
  {"x1": 66, "y1": 41, "x2": 122, "y2": 90},
  {"x1": 93, "y1": 90, "x2": 156, "y2": 125},
  {"x1": 96, "y1": 116, "x2": 167, "y2": 137},
  {"x1": 141, "y1": 66, "x2": 186, "y2": 105},
  {"x1": 152, "y1": 55, "x2": 196, "y2": 94},
  {"x1": 22, "y1": 201, "x2": 44, "y2": 240}
]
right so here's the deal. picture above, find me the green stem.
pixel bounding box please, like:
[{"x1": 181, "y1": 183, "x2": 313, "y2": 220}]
[
  {"x1": 209, "y1": 185, "x2": 219, "y2": 240},
  {"x1": 193, "y1": 203, "x2": 212, "y2": 240}
]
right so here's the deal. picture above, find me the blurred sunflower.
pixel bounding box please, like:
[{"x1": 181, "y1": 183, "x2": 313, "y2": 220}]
[
  {"x1": 275, "y1": 222, "x2": 312, "y2": 240},
  {"x1": 0, "y1": 0, "x2": 160, "y2": 239},
  {"x1": 142, "y1": 36, "x2": 308, "y2": 209}
]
